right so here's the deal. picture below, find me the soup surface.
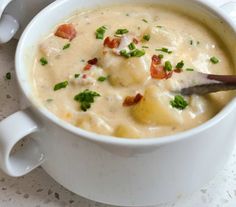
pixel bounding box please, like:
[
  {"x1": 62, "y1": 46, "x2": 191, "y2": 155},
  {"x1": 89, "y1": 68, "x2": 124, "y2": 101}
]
[{"x1": 32, "y1": 4, "x2": 235, "y2": 138}]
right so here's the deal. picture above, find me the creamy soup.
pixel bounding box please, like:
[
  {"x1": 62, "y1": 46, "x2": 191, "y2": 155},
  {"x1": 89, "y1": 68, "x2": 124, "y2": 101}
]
[{"x1": 32, "y1": 4, "x2": 235, "y2": 138}]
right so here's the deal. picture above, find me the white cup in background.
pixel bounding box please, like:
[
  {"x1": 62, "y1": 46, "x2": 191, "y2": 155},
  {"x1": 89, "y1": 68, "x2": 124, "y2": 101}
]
[{"x1": 0, "y1": 0, "x2": 54, "y2": 43}]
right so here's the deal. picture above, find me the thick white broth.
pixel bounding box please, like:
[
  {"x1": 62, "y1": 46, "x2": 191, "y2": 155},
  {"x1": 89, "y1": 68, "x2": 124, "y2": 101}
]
[{"x1": 32, "y1": 4, "x2": 235, "y2": 138}]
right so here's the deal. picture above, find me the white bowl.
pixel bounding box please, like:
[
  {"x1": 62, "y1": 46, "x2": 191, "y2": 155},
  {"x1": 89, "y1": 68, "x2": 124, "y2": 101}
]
[{"x1": 0, "y1": 0, "x2": 236, "y2": 206}]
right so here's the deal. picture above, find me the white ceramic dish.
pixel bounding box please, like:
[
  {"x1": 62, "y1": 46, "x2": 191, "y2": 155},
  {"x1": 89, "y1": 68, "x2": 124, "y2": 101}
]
[
  {"x1": 0, "y1": 0, "x2": 236, "y2": 206},
  {"x1": 0, "y1": 0, "x2": 54, "y2": 43}
]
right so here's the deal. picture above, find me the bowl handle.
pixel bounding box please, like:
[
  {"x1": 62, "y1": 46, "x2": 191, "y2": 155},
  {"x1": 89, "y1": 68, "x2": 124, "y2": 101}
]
[
  {"x1": 0, "y1": 0, "x2": 19, "y2": 43},
  {"x1": 220, "y1": 2, "x2": 236, "y2": 23},
  {"x1": 0, "y1": 108, "x2": 44, "y2": 177},
  {"x1": 0, "y1": 0, "x2": 12, "y2": 17}
]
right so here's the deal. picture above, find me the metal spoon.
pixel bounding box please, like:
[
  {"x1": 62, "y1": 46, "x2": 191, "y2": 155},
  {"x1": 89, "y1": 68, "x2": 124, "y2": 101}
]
[{"x1": 179, "y1": 73, "x2": 236, "y2": 96}]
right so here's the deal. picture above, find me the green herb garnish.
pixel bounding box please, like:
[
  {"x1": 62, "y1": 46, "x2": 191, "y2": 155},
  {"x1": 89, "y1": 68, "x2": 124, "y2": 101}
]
[
  {"x1": 156, "y1": 47, "x2": 172, "y2": 54},
  {"x1": 120, "y1": 50, "x2": 131, "y2": 58},
  {"x1": 74, "y1": 89, "x2": 101, "y2": 111},
  {"x1": 156, "y1": 25, "x2": 163, "y2": 28},
  {"x1": 143, "y1": 34, "x2": 150, "y2": 41},
  {"x1": 190, "y1": 40, "x2": 200, "y2": 46},
  {"x1": 115, "y1": 29, "x2": 129, "y2": 35},
  {"x1": 96, "y1": 26, "x2": 107, "y2": 40},
  {"x1": 128, "y1": 42, "x2": 136, "y2": 50},
  {"x1": 164, "y1": 61, "x2": 172, "y2": 71},
  {"x1": 186, "y1": 68, "x2": 194, "y2": 71},
  {"x1": 210, "y1": 56, "x2": 219, "y2": 64},
  {"x1": 54, "y1": 81, "x2": 69, "y2": 91},
  {"x1": 158, "y1": 54, "x2": 164, "y2": 59},
  {"x1": 63, "y1": 43, "x2": 71, "y2": 50},
  {"x1": 5, "y1": 72, "x2": 11, "y2": 80},
  {"x1": 74, "y1": 74, "x2": 80, "y2": 78},
  {"x1": 46, "y1": 99, "x2": 53, "y2": 103},
  {"x1": 170, "y1": 95, "x2": 188, "y2": 110},
  {"x1": 176, "y1": 60, "x2": 184, "y2": 69},
  {"x1": 40, "y1": 57, "x2": 48, "y2": 66},
  {"x1": 130, "y1": 49, "x2": 146, "y2": 57},
  {"x1": 142, "y1": 46, "x2": 149, "y2": 49},
  {"x1": 142, "y1": 19, "x2": 148, "y2": 23},
  {"x1": 98, "y1": 76, "x2": 107, "y2": 82}
]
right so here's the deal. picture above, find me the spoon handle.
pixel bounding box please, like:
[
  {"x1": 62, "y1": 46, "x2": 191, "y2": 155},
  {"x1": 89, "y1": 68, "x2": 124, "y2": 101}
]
[{"x1": 181, "y1": 74, "x2": 236, "y2": 96}]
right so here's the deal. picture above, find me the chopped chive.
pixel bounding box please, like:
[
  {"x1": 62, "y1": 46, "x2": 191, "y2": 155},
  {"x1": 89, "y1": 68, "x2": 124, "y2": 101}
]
[
  {"x1": 143, "y1": 34, "x2": 150, "y2": 41},
  {"x1": 158, "y1": 54, "x2": 164, "y2": 59},
  {"x1": 156, "y1": 25, "x2": 163, "y2": 28},
  {"x1": 142, "y1": 46, "x2": 149, "y2": 49},
  {"x1": 63, "y1": 43, "x2": 70, "y2": 50},
  {"x1": 164, "y1": 61, "x2": 172, "y2": 71},
  {"x1": 126, "y1": 13, "x2": 130, "y2": 16},
  {"x1": 81, "y1": 59, "x2": 85, "y2": 63},
  {"x1": 128, "y1": 42, "x2": 136, "y2": 50},
  {"x1": 142, "y1": 19, "x2": 148, "y2": 23},
  {"x1": 186, "y1": 68, "x2": 194, "y2": 71},
  {"x1": 115, "y1": 29, "x2": 129, "y2": 35},
  {"x1": 40, "y1": 57, "x2": 48, "y2": 66},
  {"x1": 190, "y1": 40, "x2": 200, "y2": 46},
  {"x1": 54, "y1": 81, "x2": 68, "y2": 91},
  {"x1": 210, "y1": 56, "x2": 219, "y2": 64},
  {"x1": 156, "y1": 47, "x2": 172, "y2": 54},
  {"x1": 176, "y1": 60, "x2": 184, "y2": 69},
  {"x1": 120, "y1": 50, "x2": 131, "y2": 58},
  {"x1": 96, "y1": 26, "x2": 107, "y2": 40},
  {"x1": 74, "y1": 74, "x2": 80, "y2": 78},
  {"x1": 170, "y1": 95, "x2": 188, "y2": 110},
  {"x1": 46, "y1": 99, "x2": 53, "y2": 103},
  {"x1": 5, "y1": 72, "x2": 11, "y2": 80},
  {"x1": 74, "y1": 89, "x2": 100, "y2": 112},
  {"x1": 98, "y1": 76, "x2": 107, "y2": 82},
  {"x1": 130, "y1": 49, "x2": 145, "y2": 57}
]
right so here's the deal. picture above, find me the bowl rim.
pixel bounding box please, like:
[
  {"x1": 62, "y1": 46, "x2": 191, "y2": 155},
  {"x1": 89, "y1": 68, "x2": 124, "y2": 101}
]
[{"x1": 15, "y1": 0, "x2": 236, "y2": 147}]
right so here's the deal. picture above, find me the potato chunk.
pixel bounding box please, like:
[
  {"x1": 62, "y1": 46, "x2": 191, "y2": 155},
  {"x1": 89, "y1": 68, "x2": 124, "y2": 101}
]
[
  {"x1": 114, "y1": 124, "x2": 141, "y2": 139},
  {"x1": 132, "y1": 85, "x2": 183, "y2": 126},
  {"x1": 40, "y1": 36, "x2": 68, "y2": 58},
  {"x1": 100, "y1": 51, "x2": 150, "y2": 87}
]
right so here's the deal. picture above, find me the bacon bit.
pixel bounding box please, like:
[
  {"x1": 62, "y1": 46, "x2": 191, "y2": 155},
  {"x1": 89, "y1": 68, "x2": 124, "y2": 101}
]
[
  {"x1": 150, "y1": 55, "x2": 173, "y2": 80},
  {"x1": 152, "y1": 55, "x2": 162, "y2": 65},
  {"x1": 133, "y1": 38, "x2": 139, "y2": 44},
  {"x1": 150, "y1": 55, "x2": 165, "y2": 79},
  {"x1": 151, "y1": 65, "x2": 167, "y2": 79},
  {"x1": 87, "y1": 58, "x2": 98, "y2": 65},
  {"x1": 104, "y1": 37, "x2": 121, "y2": 49},
  {"x1": 165, "y1": 71, "x2": 173, "y2": 79},
  {"x1": 55, "y1": 24, "x2": 77, "y2": 41},
  {"x1": 174, "y1": 68, "x2": 182, "y2": 73},
  {"x1": 82, "y1": 74, "x2": 87, "y2": 79},
  {"x1": 84, "y1": 64, "x2": 92, "y2": 71},
  {"x1": 123, "y1": 93, "x2": 143, "y2": 107}
]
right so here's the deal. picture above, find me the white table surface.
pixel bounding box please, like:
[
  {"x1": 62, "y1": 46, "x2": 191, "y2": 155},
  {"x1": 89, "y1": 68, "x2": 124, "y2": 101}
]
[{"x1": 0, "y1": 0, "x2": 236, "y2": 206}]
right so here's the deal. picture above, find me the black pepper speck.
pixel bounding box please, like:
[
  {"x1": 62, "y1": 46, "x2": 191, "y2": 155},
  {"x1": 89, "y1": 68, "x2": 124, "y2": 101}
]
[
  {"x1": 54, "y1": 192, "x2": 60, "y2": 200},
  {"x1": 23, "y1": 193, "x2": 29, "y2": 199},
  {"x1": 48, "y1": 189, "x2": 53, "y2": 195}
]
